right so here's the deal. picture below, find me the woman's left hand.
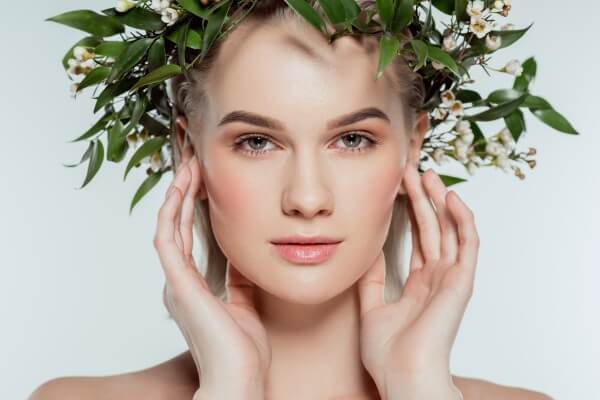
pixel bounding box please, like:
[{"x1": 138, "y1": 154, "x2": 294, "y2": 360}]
[{"x1": 358, "y1": 163, "x2": 480, "y2": 399}]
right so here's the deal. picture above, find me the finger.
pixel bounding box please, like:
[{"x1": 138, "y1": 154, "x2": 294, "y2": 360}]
[
  {"x1": 446, "y1": 191, "x2": 479, "y2": 288},
  {"x1": 180, "y1": 155, "x2": 202, "y2": 260},
  {"x1": 422, "y1": 169, "x2": 459, "y2": 265},
  {"x1": 407, "y1": 200, "x2": 424, "y2": 272},
  {"x1": 173, "y1": 164, "x2": 191, "y2": 250},
  {"x1": 358, "y1": 251, "x2": 386, "y2": 318},
  {"x1": 404, "y1": 163, "x2": 441, "y2": 262},
  {"x1": 154, "y1": 186, "x2": 188, "y2": 282},
  {"x1": 225, "y1": 260, "x2": 257, "y2": 311}
]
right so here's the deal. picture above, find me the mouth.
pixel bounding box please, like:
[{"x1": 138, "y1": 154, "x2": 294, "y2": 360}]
[{"x1": 270, "y1": 242, "x2": 342, "y2": 265}]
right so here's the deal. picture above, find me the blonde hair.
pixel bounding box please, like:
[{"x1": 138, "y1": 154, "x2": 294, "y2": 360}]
[{"x1": 167, "y1": 0, "x2": 425, "y2": 304}]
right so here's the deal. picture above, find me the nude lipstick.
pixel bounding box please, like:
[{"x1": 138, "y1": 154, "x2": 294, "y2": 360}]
[{"x1": 270, "y1": 235, "x2": 343, "y2": 265}]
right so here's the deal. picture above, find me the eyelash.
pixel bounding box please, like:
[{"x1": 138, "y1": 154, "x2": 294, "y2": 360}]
[{"x1": 232, "y1": 132, "x2": 379, "y2": 157}]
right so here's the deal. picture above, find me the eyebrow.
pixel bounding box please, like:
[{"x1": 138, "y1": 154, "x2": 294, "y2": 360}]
[{"x1": 217, "y1": 107, "x2": 391, "y2": 131}]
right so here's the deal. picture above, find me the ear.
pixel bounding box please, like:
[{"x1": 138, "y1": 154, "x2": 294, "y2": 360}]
[
  {"x1": 397, "y1": 111, "x2": 429, "y2": 195},
  {"x1": 175, "y1": 115, "x2": 193, "y2": 162},
  {"x1": 174, "y1": 115, "x2": 208, "y2": 201}
]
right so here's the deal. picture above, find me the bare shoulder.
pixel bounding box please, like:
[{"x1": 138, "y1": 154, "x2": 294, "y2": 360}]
[
  {"x1": 28, "y1": 351, "x2": 199, "y2": 400},
  {"x1": 452, "y1": 374, "x2": 554, "y2": 400}
]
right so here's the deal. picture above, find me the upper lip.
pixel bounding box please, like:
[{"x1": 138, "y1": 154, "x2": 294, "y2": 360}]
[{"x1": 270, "y1": 235, "x2": 343, "y2": 244}]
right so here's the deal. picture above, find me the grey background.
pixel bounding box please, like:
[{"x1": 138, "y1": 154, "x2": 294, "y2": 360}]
[{"x1": 1, "y1": 1, "x2": 598, "y2": 398}]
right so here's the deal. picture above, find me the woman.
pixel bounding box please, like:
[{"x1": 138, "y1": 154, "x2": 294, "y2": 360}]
[{"x1": 31, "y1": 2, "x2": 553, "y2": 399}]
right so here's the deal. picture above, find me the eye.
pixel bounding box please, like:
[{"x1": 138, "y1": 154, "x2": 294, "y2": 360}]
[{"x1": 233, "y1": 131, "x2": 378, "y2": 157}]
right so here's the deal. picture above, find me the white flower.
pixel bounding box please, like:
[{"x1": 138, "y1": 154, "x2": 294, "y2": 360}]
[
  {"x1": 441, "y1": 90, "x2": 456, "y2": 106},
  {"x1": 503, "y1": 59, "x2": 523, "y2": 76},
  {"x1": 498, "y1": 127, "x2": 513, "y2": 145},
  {"x1": 454, "y1": 141, "x2": 470, "y2": 163},
  {"x1": 80, "y1": 59, "x2": 97, "y2": 71},
  {"x1": 485, "y1": 141, "x2": 505, "y2": 157},
  {"x1": 470, "y1": 15, "x2": 492, "y2": 39},
  {"x1": 454, "y1": 120, "x2": 472, "y2": 135},
  {"x1": 433, "y1": 107, "x2": 448, "y2": 120},
  {"x1": 442, "y1": 35, "x2": 458, "y2": 52},
  {"x1": 460, "y1": 131, "x2": 475, "y2": 145},
  {"x1": 116, "y1": 0, "x2": 138, "y2": 13},
  {"x1": 432, "y1": 148, "x2": 447, "y2": 165},
  {"x1": 466, "y1": 0, "x2": 486, "y2": 17},
  {"x1": 70, "y1": 82, "x2": 80, "y2": 97},
  {"x1": 161, "y1": 7, "x2": 179, "y2": 26},
  {"x1": 493, "y1": 0, "x2": 504, "y2": 11},
  {"x1": 150, "y1": 152, "x2": 163, "y2": 172},
  {"x1": 500, "y1": 23, "x2": 515, "y2": 30},
  {"x1": 73, "y1": 46, "x2": 94, "y2": 61},
  {"x1": 431, "y1": 60, "x2": 445, "y2": 71},
  {"x1": 448, "y1": 100, "x2": 464, "y2": 117},
  {"x1": 67, "y1": 59, "x2": 84, "y2": 76},
  {"x1": 126, "y1": 133, "x2": 140, "y2": 149},
  {"x1": 151, "y1": 0, "x2": 171, "y2": 13},
  {"x1": 467, "y1": 161, "x2": 478, "y2": 175},
  {"x1": 495, "y1": 152, "x2": 510, "y2": 171},
  {"x1": 485, "y1": 35, "x2": 502, "y2": 51}
]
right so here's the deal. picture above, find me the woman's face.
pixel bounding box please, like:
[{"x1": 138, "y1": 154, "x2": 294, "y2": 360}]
[{"x1": 187, "y1": 18, "x2": 420, "y2": 305}]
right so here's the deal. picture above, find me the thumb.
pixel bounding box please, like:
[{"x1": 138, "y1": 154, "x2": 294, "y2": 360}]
[
  {"x1": 225, "y1": 260, "x2": 258, "y2": 312},
  {"x1": 358, "y1": 250, "x2": 386, "y2": 319}
]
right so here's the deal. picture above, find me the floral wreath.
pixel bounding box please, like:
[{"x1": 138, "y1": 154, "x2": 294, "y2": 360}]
[{"x1": 46, "y1": 0, "x2": 578, "y2": 214}]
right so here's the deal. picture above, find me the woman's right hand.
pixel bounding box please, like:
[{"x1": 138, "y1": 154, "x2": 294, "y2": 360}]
[{"x1": 153, "y1": 148, "x2": 271, "y2": 399}]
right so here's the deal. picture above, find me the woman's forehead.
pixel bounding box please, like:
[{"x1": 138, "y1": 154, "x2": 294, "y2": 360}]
[{"x1": 204, "y1": 18, "x2": 404, "y2": 130}]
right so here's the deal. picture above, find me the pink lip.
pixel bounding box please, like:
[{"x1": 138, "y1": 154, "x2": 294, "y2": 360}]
[{"x1": 271, "y1": 242, "x2": 341, "y2": 265}]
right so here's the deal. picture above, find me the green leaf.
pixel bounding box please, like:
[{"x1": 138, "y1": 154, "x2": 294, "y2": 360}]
[
  {"x1": 165, "y1": 23, "x2": 203, "y2": 50},
  {"x1": 46, "y1": 10, "x2": 124, "y2": 37},
  {"x1": 69, "y1": 113, "x2": 113, "y2": 142},
  {"x1": 77, "y1": 67, "x2": 111, "y2": 92},
  {"x1": 130, "y1": 64, "x2": 182, "y2": 92},
  {"x1": 513, "y1": 57, "x2": 537, "y2": 91},
  {"x1": 285, "y1": 0, "x2": 326, "y2": 34},
  {"x1": 318, "y1": 0, "x2": 346, "y2": 25},
  {"x1": 470, "y1": 122, "x2": 486, "y2": 153},
  {"x1": 493, "y1": 23, "x2": 533, "y2": 49},
  {"x1": 454, "y1": 0, "x2": 469, "y2": 21},
  {"x1": 376, "y1": 35, "x2": 400, "y2": 80},
  {"x1": 339, "y1": 0, "x2": 360, "y2": 22},
  {"x1": 176, "y1": 0, "x2": 210, "y2": 18},
  {"x1": 464, "y1": 93, "x2": 528, "y2": 121},
  {"x1": 376, "y1": 0, "x2": 394, "y2": 29},
  {"x1": 523, "y1": 95, "x2": 552, "y2": 110},
  {"x1": 102, "y1": 7, "x2": 165, "y2": 31},
  {"x1": 62, "y1": 37, "x2": 102, "y2": 69},
  {"x1": 390, "y1": 0, "x2": 413, "y2": 33},
  {"x1": 107, "y1": 38, "x2": 154, "y2": 83},
  {"x1": 431, "y1": 0, "x2": 454, "y2": 15},
  {"x1": 409, "y1": 39, "x2": 428, "y2": 72},
  {"x1": 440, "y1": 174, "x2": 466, "y2": 186},
  {"x1": 94, "y1": 78, "x2": 137, "y2": 113},
  {"x1": 78, "y1": 139, "x2": 104, "y2": 189},
  {"x1": 95, "y1": 41, "x2": 128, "y2": 59},
  {"x1": 178, "y1": 18, "x2": 191, "y2": 70},
  {"x1": 124, "y1": 136, "x2": 168, "y2": 180},
  {"x1": 63, "y1": 141, "x2": 95, "y2": 168},
  {"x1": 129, "y1": 170, "x2": 164, "y2": 215},
  {"x1": 455, "y1": 89, "x2": 482, "y2": 103},
  {"x1": 123, "y1": 95, "x2": 148, "y2": 136},
  {"x1": 504, "y1": 108, "x2": 526, "y2": 142},
  {"x1": 487, "y1": 88, "x2": 523, "y2": 104},
  {"x1": 148, "y1": 37, "x2": 167, "y2": 71},
  {"x1": 531, "y1": 109, "x2": 578, "y2": 135},
  {"x1": 427, "y1": 44, "x2": 461, "y2": 77},
  {"x1": 107, "y1": 119, "x2": 128, "y2": 162},
  {"x1": 200, "y1": 0, "x2": 232, "y2": 58}
]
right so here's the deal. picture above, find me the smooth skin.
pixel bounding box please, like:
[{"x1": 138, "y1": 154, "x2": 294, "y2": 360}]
[{"x1": 29, "y1": 15, "x2": 553, "y2": 400}]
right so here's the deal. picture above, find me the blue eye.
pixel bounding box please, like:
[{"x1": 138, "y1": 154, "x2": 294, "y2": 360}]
[{"x1": 233, "y1": 132, "x2": 377, "y2": 157}]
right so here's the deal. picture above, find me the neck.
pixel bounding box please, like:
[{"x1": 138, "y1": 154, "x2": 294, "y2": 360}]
[{"x1": 255, "y1": 283, "x2": 380, "y2": 400}]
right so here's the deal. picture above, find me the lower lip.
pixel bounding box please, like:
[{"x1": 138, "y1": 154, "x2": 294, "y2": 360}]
[{"x1": 271, "y1": 242, "x2": 341, "y2": 265}]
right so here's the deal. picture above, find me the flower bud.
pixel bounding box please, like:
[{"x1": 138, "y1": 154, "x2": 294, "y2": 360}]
[
  {"x1": 527, "y1": 147, "x2": 537, "y2": 156},
  {"x1": 527, "y1": 159, "x2": 537, "y2": 169},
  {"x1": 503, "y1": 59, "x2": 523, "y2": 76}
]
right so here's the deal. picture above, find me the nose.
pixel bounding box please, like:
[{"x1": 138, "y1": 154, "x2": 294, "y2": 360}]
[{"x1": 281, "y1": 152, "x2": 334, "y2": 219}]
